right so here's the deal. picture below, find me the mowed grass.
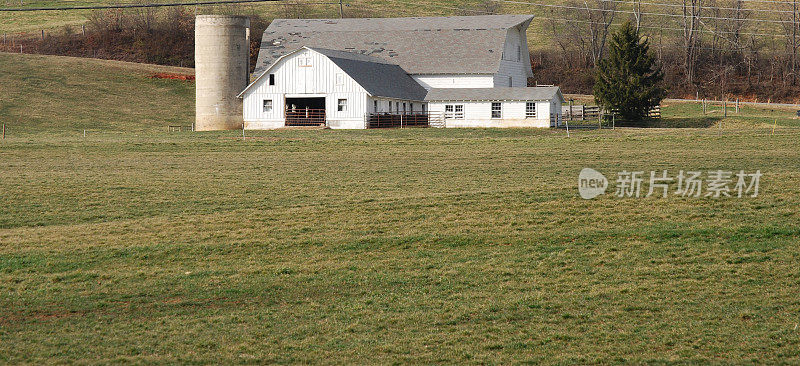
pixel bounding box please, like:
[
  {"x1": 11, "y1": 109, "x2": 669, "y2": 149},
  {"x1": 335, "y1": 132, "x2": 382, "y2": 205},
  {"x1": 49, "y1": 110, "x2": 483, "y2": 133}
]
[{"x1": 2, "y1": 54, "x2": 800, "y2": 363}]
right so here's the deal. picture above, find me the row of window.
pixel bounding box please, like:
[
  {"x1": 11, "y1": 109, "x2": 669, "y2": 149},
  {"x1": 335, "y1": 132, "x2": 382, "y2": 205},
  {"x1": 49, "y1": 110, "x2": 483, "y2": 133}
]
[
  {"x1": 264, "y1": 100, "x2": 540, "y2": 119},
  {"x1": 445, "y1": 102, "x2": 539, "y2": 119},
  {"x1": 373, "y1": 100, "x2": 425, "y2": 114}
]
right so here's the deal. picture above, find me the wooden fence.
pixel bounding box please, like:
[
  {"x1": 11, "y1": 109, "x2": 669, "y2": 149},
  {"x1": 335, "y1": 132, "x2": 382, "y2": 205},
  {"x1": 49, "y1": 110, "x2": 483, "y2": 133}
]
[{"x1": 366, "y1": 112, "x2": 445, "y2": 129}]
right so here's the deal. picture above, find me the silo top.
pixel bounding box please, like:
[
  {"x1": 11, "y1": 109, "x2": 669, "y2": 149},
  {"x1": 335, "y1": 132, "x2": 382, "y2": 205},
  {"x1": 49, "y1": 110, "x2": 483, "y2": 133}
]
[{"x1": 196, "y1": 15, "x2": 250, "y2": 28}]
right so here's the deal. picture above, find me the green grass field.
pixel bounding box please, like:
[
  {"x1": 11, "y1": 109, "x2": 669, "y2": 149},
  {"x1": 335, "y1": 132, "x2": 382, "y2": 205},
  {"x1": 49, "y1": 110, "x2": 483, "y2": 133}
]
[{"x1": 2, "y1": 53, "x2": 800, "y2": 363}]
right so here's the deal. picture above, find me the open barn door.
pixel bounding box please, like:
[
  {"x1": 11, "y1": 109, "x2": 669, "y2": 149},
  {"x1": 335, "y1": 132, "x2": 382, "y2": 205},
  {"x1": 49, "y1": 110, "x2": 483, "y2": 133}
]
[{"x1": 285, "y1": 97, "x2": 326, "y2": 127}]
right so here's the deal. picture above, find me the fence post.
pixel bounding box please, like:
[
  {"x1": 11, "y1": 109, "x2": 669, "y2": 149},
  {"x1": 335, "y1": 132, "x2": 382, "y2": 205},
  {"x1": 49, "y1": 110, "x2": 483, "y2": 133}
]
[
  {"x1": 565, "y1": 118, "x2": 570, "y2": 138},
  {"x1": 41, "y1": 29, "x2": 44, "y2": 40},
  {"x1": 703, "y1": 99, "x2": 706, "y2": 114},
  {"x1": 569, "y1": 99, "x2": 573, "y2": 121},
  {"x1": 736, "y1": 98, "x2": 740, "y2": 113},
  {"x1": 612, "y1": 113, "x2": 615, "y2": 130},
  {"x1": 2, "y1": 123, "x2": 5, "y2": 140},
  {"x1": 82, "y1": 24, "x2": 86, "y2": 36},
  {"x1": 723, "y1": 99, "x2": 727, "y2": 118}
]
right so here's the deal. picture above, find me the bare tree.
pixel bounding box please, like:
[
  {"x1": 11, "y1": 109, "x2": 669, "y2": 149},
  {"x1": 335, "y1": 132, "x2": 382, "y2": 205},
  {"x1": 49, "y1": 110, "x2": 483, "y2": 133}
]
[
  {"x1": 707, "y1": 0, "x2": 750, "y2": 61},
  {"x1": 781, "y1": 0, "x2": 800, "y2": 85},
  {"x1": 681, "y1": 0, "x2": 703, "y2": 85},
  {"x1": 631, "y1": 0, "x2": 642, "y2": 32},
  {"x1": 583, "y1": 0, "x2": 617, "y2": 66}
]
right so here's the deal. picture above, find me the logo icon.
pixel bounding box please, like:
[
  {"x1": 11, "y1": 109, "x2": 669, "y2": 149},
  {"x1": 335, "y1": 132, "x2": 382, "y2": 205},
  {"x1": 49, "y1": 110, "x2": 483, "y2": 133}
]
[{"x1": 578, "y1": 168, "x2": 608, "y2": 199}]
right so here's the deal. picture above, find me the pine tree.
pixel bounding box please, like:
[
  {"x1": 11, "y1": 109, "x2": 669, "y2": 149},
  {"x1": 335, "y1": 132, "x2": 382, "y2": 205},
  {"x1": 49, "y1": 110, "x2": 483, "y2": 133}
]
[{"x1": 593, "y1": 22, "x2": 666, "y2": 124}]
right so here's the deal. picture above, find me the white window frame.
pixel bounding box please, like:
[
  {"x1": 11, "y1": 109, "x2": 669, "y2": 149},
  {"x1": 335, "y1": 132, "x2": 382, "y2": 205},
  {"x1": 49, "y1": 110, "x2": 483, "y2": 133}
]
[
  {"x1": 526, "y1": 102, "x2": 537, "y2": 119},
  {"x1": 445, "y1": 104, "x2": 464, "y2": 119},
  {"x1": 263, "y1": 99, "x2": 273, "y2": 113},
  {"x1": 491, "y1": 102, "x2": 503, "y2": 119},
  {"x1": 335, "y1": 73, "x2": 344, "y2": 86},
  {"x1": 337, "y1": 99, "x2": 348, "y2": 112}
]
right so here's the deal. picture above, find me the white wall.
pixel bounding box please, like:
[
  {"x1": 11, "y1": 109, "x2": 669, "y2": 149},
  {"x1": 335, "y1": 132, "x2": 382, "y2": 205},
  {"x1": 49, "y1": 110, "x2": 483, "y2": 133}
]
[
  {"x1": 243, "y1": 49, "x2": 370, "y2": 129},
  {"x1": 428, "y1": 100, "x2": 553, "y2": 128},
  {"x1": 411, "y1": 75, "x2": 494, "y2": 90},
  {"x1": 495, "y1": 26, "x2": 531, "y2": 87}
]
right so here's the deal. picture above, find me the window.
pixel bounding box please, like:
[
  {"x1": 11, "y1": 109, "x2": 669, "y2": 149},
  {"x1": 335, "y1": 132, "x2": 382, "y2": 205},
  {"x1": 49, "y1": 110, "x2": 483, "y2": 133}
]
[
  {"x1": 337, "y1": 99, "x2": 347, "y2": 112},
  {"x1": 403, "y1": 103, "x2": 407, "y2": 113},
  {"x1": 508, "y1": 76, "x2": 513, "y2": 87},
  {"x1": 269, "y1": 74, "x2": 275, "y2": 86},
  {"x1": 388, "y1": 101, "x2": 392, "y2": 111},
  {"x1": 335, "y1": 73, "x2": 344, "y2": 86},
  {"x1": 410, "y1": 103, "x2": 414, "y2": 113},
  {"x1": 374, "y1": 100, "x2": 378, "y2": 112},
  {"x1": 298, "y1": 56, "x2": 312, "y2": 67},
  {"x1": 491, "y1": 102, "x2": 502, "y2": 119},
  {"x1": 445, "y1": 104, "x2": 464, "y2": 119},
  {"x1": 526, "y1": 102, "x2": 537, "y2": 119},
  {"x1": 422, "y1": 104, "x2": 427, "y2": 112},
  {"x1": 263, "y1": 99, "x2": 273, "y2": 113}
]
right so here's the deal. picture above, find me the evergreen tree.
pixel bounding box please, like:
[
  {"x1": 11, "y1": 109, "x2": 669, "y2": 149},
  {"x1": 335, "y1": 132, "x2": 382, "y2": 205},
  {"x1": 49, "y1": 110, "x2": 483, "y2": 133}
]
[{"x1": 593, "y1": 22, "x2": 666, "y2": 124}]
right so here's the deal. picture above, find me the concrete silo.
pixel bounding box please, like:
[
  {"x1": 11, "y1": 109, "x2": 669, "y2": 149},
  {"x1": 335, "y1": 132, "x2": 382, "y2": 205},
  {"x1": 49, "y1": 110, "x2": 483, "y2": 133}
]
[{"x1": 195, "y1": 15, "x2": 250, "y2": 131}]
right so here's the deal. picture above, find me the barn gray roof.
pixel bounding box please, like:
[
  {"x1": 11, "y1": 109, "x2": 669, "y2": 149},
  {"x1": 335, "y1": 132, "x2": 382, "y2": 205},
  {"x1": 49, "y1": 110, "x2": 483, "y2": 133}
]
[
  {"x1": 254, "y1": 15, "x2": 534, "y2": 77},
  {"x1": 424, "y1": 87, "x2": 564, "y2": 102},
  {"x1": 309, "y1": 48, "x2": 428, "y2": 101}
]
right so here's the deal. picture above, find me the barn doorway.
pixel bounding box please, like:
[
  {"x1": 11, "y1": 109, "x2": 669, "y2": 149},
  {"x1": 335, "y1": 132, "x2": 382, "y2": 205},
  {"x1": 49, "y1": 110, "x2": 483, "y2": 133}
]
[{"x1": 285, "y1": 97, "x2": 326, "y2": 127}]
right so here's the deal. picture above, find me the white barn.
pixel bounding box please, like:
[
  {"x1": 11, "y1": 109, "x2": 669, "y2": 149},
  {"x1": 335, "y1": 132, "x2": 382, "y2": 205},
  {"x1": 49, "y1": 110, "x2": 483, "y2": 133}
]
[
  {"x1": 239, "y1": 47, "x2": 428, "y2": 129},
  {"x1": 239, "y1": 15, "x2": 564, "y2": 129}
]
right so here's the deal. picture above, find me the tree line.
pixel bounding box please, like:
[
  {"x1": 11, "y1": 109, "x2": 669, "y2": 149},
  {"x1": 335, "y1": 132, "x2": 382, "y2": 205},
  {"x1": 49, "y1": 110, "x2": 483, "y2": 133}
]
[{"x1": 540, "y1": 0, "x2": 800, "y2": 102}]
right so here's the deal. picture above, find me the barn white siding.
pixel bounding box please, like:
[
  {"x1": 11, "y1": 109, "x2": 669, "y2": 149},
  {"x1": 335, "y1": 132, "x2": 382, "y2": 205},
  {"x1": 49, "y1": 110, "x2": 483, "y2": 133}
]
[
  {"x1": 494, "y1": 26, "x2": 531, "y2": 87},
  {"x1": 428, "y1": 100, "x2": 557, "y2": 128},
  {"x1": 412, "y1": 75, "x2": 495, "y2": 90},
  {"x1": 242, "y1": 49, "x2": 371, "y2": 129}
]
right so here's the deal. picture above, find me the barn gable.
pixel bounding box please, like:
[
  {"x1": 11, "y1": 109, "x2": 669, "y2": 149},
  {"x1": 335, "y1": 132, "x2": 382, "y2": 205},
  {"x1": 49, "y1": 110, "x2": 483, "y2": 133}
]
[
  {"x1": 240, "y1": 47, "x2": 427, "y2": 101},
  {"x1": 253, "y1": 15, "x2": 535, "y2": 77}
]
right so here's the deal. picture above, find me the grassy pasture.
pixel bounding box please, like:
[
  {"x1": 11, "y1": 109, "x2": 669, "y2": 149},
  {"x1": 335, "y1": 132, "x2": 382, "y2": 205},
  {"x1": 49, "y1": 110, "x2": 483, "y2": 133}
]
[{"x1": 2, "y1": 53, "x2": 800, "y2": 363}]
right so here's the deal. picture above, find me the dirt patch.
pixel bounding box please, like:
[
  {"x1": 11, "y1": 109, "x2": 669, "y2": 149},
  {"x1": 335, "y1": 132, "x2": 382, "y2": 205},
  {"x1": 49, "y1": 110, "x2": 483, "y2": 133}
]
[{"x1": 150, "y1": 73, "x2": 195, "y2": 82}]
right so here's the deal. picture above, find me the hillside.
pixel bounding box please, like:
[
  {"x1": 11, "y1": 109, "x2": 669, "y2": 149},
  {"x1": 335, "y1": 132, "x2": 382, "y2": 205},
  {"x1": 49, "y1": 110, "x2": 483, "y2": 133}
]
[
  {"x1": 5, "y1": 0, "x2": 800, "y2": 102},
  {"x1": 0, "y1": 0, "x2": 791, "y2": 47},
  {"x1": 0, "y1": 52, "x2": 194, "y2": 134}
]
